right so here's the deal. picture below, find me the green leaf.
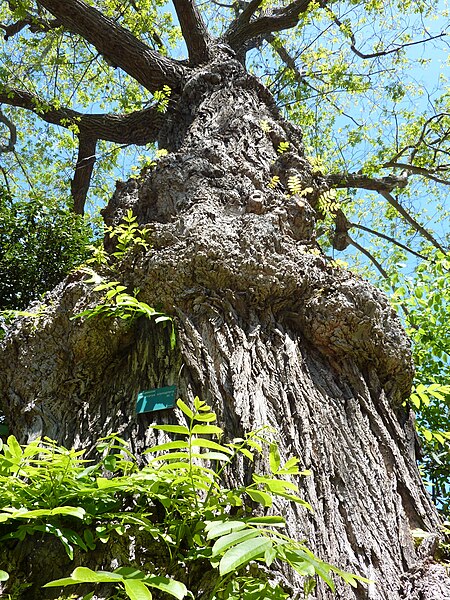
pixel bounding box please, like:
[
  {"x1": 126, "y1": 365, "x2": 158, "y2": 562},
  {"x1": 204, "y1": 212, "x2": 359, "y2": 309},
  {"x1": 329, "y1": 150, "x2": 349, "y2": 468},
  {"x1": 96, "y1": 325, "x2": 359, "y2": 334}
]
[
  {"x1": 154, "y1": 315, "x2": 171, "y2": 323},
  {"x1": 0, "y1": 570, "x2": 9, "y2": 582},
  {"x1": 422, "y1": 428, "x2": 433, "y2": 441},
  {"x1": 331, "y1": 566, "x2": 372, "y2": 587},
  {"x1": 124, "y1": 579, "x2": 153, "y2": 600},
  {"x1": 192, "y1": 412, "x2": 217, "y2": 422},
  {"x1": 278, "y1": 456, "x2": 304, "y2": 474},
  {"x1": 169, "y1": 324, "x2": 176, "y2": 349},
  {"x1": 219, "y1": 537, "x2": 273, "y2": 575},
  {"x1": 190, "y1": 439, "x2": 233, "y2": 454},
  {"x1": 176, "y1": 399, "x2": 194, "y2": 419},
  {"x1": 246, "y1": 488, "x2": 273, "y2": 507},
  {"x1": 71, "y1": 567, "x2": 123, "y2": 583},
  {"x1": 149, "y1": 425, "x2": 190, "y2": 435},
  {"x1": 205, "y1": 520, "x2": 247, "y2": 540},
  {"x1": 304, "y1": 577, "x2": 316, "y2": 598},
  {"x1": 287, "y1": 549, "x2": 335, "y2": 591},
  {"x1": 0, "y1": 506, "x2": 86, "y2": 521},
  {"x1": 237, "y1": 447, "x2": 254, "y2": 461},
  {"x1": 83, "y1": 528, "x2": 96, "y2": 551},
  {"x1": 44, "y1": 577, "x2": 80, "y2": 588},
  {"x1": 199, "y1": 451, "x2": 231, "y2": 462},
  {"x1": 114, "y1": 567, "x2": 145, "y2": 579},
  {"x1": 53, "y1": 506, "x2": 86, "y2": 519},
  {"x1": 6, "y1": 435, "x2": 22, "y2": 458},
  {"x1": 211, "y1": 529, "x2": 261, "y2": 556},
  {"x1": 264, "y1": 544, "x2": 277, "y2": 567},
  {"x1": 146, "y1": 576, "x2": 187, "y2": 600},
  {"x1": 246, "y1": 516, "x2": 286, "y2": 526},
  {"x1": 149, "y1": 451, "x2": 189, "y2": 462},
  {"x1": 144, "y1": 441, "x2": 189, "y2": 453},
  {"x1": 253, "y1": 474, "x2": 298, "y2": 494},
  {"x1": 269, "y1": 443, "x2": 281, "y2": 474},
  {"x1": 191, "y1": 424, "x2": 223, "y2": 435},
  {"x1": 273, "y1": 492, "x2": 312, "y2": 509},
  {"x1": 246, "y1": 439, "x2": 263, "y2": 452}
]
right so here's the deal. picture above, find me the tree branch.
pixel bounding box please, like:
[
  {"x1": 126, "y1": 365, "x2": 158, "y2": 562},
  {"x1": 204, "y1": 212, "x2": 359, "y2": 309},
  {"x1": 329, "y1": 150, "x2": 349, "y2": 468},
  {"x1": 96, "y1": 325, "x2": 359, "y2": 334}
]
[
  {"x1": 325, "y1": 6, "x2": 447, "y2": 60},
  {"x1": 0, "y1": 87, "x2": 164, "y2": 145},
  {"x1": 71, "y1": 135, "x2": 97, "y2": 215},
  {"x1": 324, "y1": 172, "x2": 446, "y2": 252},
  {"x1": 323, "y1": 172, "x2": 408, "y2": 192},
  {"x1": 350, "y1": 220, "x2": 429, "y2": 262},
  {"x1": 236, "y1": 0, "x2": 264, "y2": 23},
  {"x1": 380, "y1": 191, "x2": 447, "y2": 253},
  {"x1": 172, "y1": 0, "x2": 212, "y2": 64},
  {"x1": 37, "y1": 0, "x2": 186, "y2": 93},
  {"x1": 382, "y1": 161, "x2": 450, "y2": 186},
  {"x1": 348, "y1": 235, "x2": 390, "y2": 279},
  {"x1": 263, "y1": 32, "x2": 303, "y2": 80},
  {"x1": 0, "y1": 86, "x2": 166, "y2": 214},
  {"x1": 331, "y1": 208, "x2": 430, "y2": 261},
  {"x1": 224, "y1": 0, "x2": 317, "y2": 52},
  {"x1": 1, "y1": 14, "x2": 61, "y2": 40},
  {"x1": 0, "y1": 110, "x2": 17, "y2": 153}
]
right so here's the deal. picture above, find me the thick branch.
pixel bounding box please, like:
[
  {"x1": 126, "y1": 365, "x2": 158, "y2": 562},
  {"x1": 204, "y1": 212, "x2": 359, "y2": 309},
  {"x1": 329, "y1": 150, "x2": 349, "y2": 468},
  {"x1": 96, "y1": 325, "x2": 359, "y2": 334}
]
[
  {"x1": 325, "y1": 173, "x2": 446, "y2": 251},
  {"x1": 225, "y1": 0, "x2": 316, "y2": 52},
  {"x1": 0, "y1": 87, "x2": 164, "y2": 145},
  {"x1": 1, "y1": 86, "x2": 164, "y2": 214},
  {"x1": 323, "y1": 172, "x2": 408, "y2": 192},
  {"x1": 236, "y1": 0, "x2": 263, "y2": 23},
  {"x1": 71, "y1": 135, "x2": 97, "y2": 215},
  {"x1": 37, "y1": 0, "x2": 186, "y2": 92},
  {"x1": 331, "y1": 208, "x2": 429, "y2": 261},
  {"x1": 0, "y1": 110, "x2": 16, "y2": 153},
  {"x1": 172, "y1": 0, "x2": 212, "y2": 64},
  {"x1": 264, "y1": 32, "x2": 303, "y2": 79}
]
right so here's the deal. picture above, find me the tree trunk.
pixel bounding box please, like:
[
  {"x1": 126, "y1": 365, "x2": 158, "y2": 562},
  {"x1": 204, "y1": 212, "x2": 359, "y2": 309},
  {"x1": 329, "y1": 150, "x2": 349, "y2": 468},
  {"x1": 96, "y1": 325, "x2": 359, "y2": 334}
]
[{"x1": 1, "y1": 56, "x2": 449, "y2": 599}]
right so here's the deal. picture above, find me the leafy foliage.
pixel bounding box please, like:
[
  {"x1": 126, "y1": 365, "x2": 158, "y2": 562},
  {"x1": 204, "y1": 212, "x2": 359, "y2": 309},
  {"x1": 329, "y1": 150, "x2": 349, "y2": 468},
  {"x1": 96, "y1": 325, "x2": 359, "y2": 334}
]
[
  {"x1": 391, "y1": 251, "x2": 450, "y2": 514},
  {"x1": 0, "y1": 399, "x2": 369, "y2": 599},
  {"x1": 0, "y1": 0, "x2": 449, "y2": 581},
  {"x1": 72, "y1": 274, "x2": 176, "y2": 348},
  {"x1": 316, "y1": 189, "x2": 340, "y2": 216},
  {"x1": 0, "y1": 186, "x2": 92, "y2": 310},
  {"x1": 87, "y1": 210, "x2": 150, "y2": 266},
  {"x1": 72, "y1": 209, "x2": 175, "y2": 347}
]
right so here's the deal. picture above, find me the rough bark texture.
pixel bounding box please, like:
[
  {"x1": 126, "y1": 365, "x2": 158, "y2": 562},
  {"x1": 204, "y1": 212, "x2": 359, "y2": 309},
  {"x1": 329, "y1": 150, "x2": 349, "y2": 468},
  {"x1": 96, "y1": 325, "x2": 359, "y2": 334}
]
[{"x1": 1, "y1": 57, "x2": 449, "y2": 599}]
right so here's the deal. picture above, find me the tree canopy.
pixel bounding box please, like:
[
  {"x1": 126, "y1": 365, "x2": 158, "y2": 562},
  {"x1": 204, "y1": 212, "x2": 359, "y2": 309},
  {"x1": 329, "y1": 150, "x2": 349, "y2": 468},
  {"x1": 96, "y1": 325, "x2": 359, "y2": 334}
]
[{"x1": 0, "y1": 1, "x2": 448, "y2": 241}]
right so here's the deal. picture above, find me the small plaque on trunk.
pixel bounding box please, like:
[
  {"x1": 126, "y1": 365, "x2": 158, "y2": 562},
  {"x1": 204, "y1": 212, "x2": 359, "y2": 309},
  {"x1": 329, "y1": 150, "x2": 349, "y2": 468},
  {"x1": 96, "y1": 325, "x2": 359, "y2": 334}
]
[{"x1": 136, "y1": 386, "x2": 177, "y2": 414}]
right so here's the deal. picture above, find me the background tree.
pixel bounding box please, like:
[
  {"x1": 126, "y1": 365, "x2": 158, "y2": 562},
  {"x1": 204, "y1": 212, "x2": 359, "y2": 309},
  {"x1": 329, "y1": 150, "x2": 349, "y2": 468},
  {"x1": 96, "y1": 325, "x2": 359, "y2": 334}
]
[
  {"x1": 0, "y1": 185, "x2": 93, "y2": 312},
  {"x1": 0, "y1": 1, "x2": 449, "y2": 599}
]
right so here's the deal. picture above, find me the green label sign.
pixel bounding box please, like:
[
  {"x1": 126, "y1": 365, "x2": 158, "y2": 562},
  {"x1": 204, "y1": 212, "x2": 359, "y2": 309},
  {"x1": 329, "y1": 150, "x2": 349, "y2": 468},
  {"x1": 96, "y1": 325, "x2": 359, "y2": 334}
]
[{"x1": 136, "y1": 386, "x2": 176, "y2": 414}]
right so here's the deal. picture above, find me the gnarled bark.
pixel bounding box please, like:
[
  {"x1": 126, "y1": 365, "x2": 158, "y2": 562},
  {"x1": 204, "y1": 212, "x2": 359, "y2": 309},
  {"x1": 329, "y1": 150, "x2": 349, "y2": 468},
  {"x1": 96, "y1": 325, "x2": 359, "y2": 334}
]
[{"x1": 0, "y1": 58, "x2": 448, "y2": 599}]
